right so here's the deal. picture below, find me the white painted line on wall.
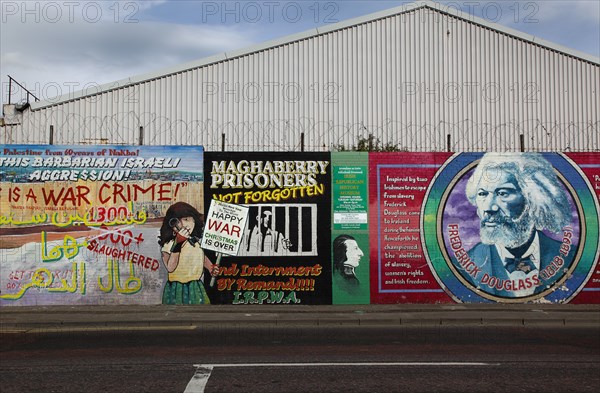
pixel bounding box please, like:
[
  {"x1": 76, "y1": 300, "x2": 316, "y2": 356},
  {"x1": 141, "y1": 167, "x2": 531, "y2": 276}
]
[
  {"x1": 184, "y1": 366, "x2": 214, "y2": 393},
  {"x1": 184, "y1": 362, "x2": 499, "y2": 392}
]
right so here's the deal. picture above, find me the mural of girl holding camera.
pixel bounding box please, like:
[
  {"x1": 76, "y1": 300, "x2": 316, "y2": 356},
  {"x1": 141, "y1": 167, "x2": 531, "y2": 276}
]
[{"x1": 158, "y1": 202, "x2": 219, "y2": 304}]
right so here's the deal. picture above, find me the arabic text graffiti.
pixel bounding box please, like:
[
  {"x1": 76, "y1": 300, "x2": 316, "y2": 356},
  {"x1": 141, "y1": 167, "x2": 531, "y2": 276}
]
[{"x1": 0, "y1": 262, "x2": 86, "y2": 300}]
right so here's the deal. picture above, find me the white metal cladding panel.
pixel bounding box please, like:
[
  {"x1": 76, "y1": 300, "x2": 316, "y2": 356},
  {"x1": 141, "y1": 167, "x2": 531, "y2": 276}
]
[{"x1": 1, "y1": 7, "x2": 598, "y2": 151}]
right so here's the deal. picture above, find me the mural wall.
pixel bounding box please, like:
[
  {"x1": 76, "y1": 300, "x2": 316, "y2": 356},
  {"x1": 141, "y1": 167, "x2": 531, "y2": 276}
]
[
  {"x1": 0, "y1": 144, "x2": 204, "y2": 306},
  {"x1": 370, "y1": 152, "x2": 600, "y2": 304},
  {"x1": 1, "y1": 146, "x2": 598, "y2": 305},
  {"x1": 331, "y1": 152, "x2": 370, "y2": 305},
  {"x1": 204, "y1": 152, "x2": 332, "y2": 305}
]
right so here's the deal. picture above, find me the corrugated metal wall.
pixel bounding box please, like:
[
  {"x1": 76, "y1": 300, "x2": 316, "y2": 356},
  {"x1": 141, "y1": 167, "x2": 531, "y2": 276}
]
[{"x1": 2, "y1": 6, "x2": 598, "y2": 151}]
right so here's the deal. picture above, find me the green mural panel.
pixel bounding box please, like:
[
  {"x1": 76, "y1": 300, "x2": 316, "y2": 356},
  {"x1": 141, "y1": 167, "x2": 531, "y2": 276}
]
[{"x1": 332, "y1": 152, "x2": 370, "y2": 304}]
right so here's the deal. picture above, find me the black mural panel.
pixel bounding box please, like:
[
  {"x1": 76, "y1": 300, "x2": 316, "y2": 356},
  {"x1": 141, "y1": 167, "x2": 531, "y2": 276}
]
[{"x1": 204, "y1": 152, "x2": 332, "y2": 305}]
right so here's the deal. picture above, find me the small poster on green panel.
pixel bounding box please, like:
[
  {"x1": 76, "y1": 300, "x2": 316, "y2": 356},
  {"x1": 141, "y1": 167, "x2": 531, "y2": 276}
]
[{"x1": 332, "y1": 152, "x2": 370, "y2": 304}]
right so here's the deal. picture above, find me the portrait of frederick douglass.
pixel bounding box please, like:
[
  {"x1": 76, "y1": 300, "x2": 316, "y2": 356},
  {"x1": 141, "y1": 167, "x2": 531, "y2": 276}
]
[{"x1": 447, "y1": 152, "x2": 578, "y2": 298}]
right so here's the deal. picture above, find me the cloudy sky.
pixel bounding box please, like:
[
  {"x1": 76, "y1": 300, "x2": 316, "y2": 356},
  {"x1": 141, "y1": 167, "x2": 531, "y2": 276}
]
[{"x1": 1, "y1": 0, "x2": 598, "y2": 107}]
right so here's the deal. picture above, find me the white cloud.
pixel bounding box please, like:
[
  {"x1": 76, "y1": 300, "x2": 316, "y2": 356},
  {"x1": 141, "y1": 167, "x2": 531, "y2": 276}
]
[
  {"x1": 1, "y1": 0, "x2": 598, "y2": 106},
  {"x1": 1, "y1": 13, "x2": 256, "y2": 104}
]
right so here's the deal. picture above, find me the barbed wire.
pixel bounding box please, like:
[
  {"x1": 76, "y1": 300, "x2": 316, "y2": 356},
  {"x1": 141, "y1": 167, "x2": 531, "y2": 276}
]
[{"x1": 1, "y1": 110, "x2": 598, "y2": 152}]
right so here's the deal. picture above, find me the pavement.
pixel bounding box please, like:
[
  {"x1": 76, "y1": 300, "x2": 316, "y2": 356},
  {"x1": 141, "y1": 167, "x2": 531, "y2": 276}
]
[{"x1": 1, "y1": 304, "x2": 599, "y2": 333}]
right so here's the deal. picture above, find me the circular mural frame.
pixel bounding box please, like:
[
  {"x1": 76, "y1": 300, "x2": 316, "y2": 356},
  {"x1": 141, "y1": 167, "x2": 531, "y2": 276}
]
[{"x1": 422, "y1": 152, "x2": 599, "y2": 303}]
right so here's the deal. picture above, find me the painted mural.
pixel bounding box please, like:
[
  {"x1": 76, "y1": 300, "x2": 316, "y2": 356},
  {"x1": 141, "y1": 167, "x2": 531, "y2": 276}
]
[
  {"x1": 1, "y1": 147, "x2": 598, "y2": 306},
  {"x1": 331, "y1": 152, "x2": 370, "y2": 304},
  {"x1": 204, "y1": 152, "x2": 332, "y2": 305},
  {"x1": 0, "y1": 145, "x2": 205, "y2": 306},
  {"x1": 370, "y1": 152, "x2": 600, "y2": 304}
]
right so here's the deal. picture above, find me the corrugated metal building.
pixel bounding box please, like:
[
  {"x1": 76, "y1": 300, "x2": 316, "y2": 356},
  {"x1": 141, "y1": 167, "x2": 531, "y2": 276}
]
[{"x1": 1, "y1": 0, "x2": 598, "y2": 151}]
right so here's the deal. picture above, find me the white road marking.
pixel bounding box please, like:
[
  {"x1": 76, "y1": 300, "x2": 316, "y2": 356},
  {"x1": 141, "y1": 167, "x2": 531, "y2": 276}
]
[
  {"x1": 184, "y1": 366, "x2": 214, "y2": 393},
  {"x1": 193, "y1": 362, "x2": 496, "y2": 367},
  {"x1": 184, "y1": 362, "x2": 498, "y2": 392},
  {"x1": 2, "y1": 325, "x2": 198, "y2": 334}
]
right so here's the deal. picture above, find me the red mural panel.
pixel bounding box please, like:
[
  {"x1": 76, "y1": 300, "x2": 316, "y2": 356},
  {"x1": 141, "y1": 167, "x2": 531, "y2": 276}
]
[
  {"x1": 565, "y1": 152, "x2": 600, "y2": 304},
  {"x1": 370, "y1": 152, "x2": 600, "y2": 304},
  {"x1": 369, "y1": 153, "x2": 453, "y2": 304}
]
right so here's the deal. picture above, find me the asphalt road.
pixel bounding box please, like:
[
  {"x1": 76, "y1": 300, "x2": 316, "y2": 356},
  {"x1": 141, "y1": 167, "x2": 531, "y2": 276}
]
[{"x1": 2, "y1": 324, "x2": 599, "y2": 392}]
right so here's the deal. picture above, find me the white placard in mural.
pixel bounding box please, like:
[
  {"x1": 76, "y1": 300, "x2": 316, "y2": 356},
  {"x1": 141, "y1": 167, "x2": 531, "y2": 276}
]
[{"x1": 201, "y1": 200, "x2": 249, "y2": 256}]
